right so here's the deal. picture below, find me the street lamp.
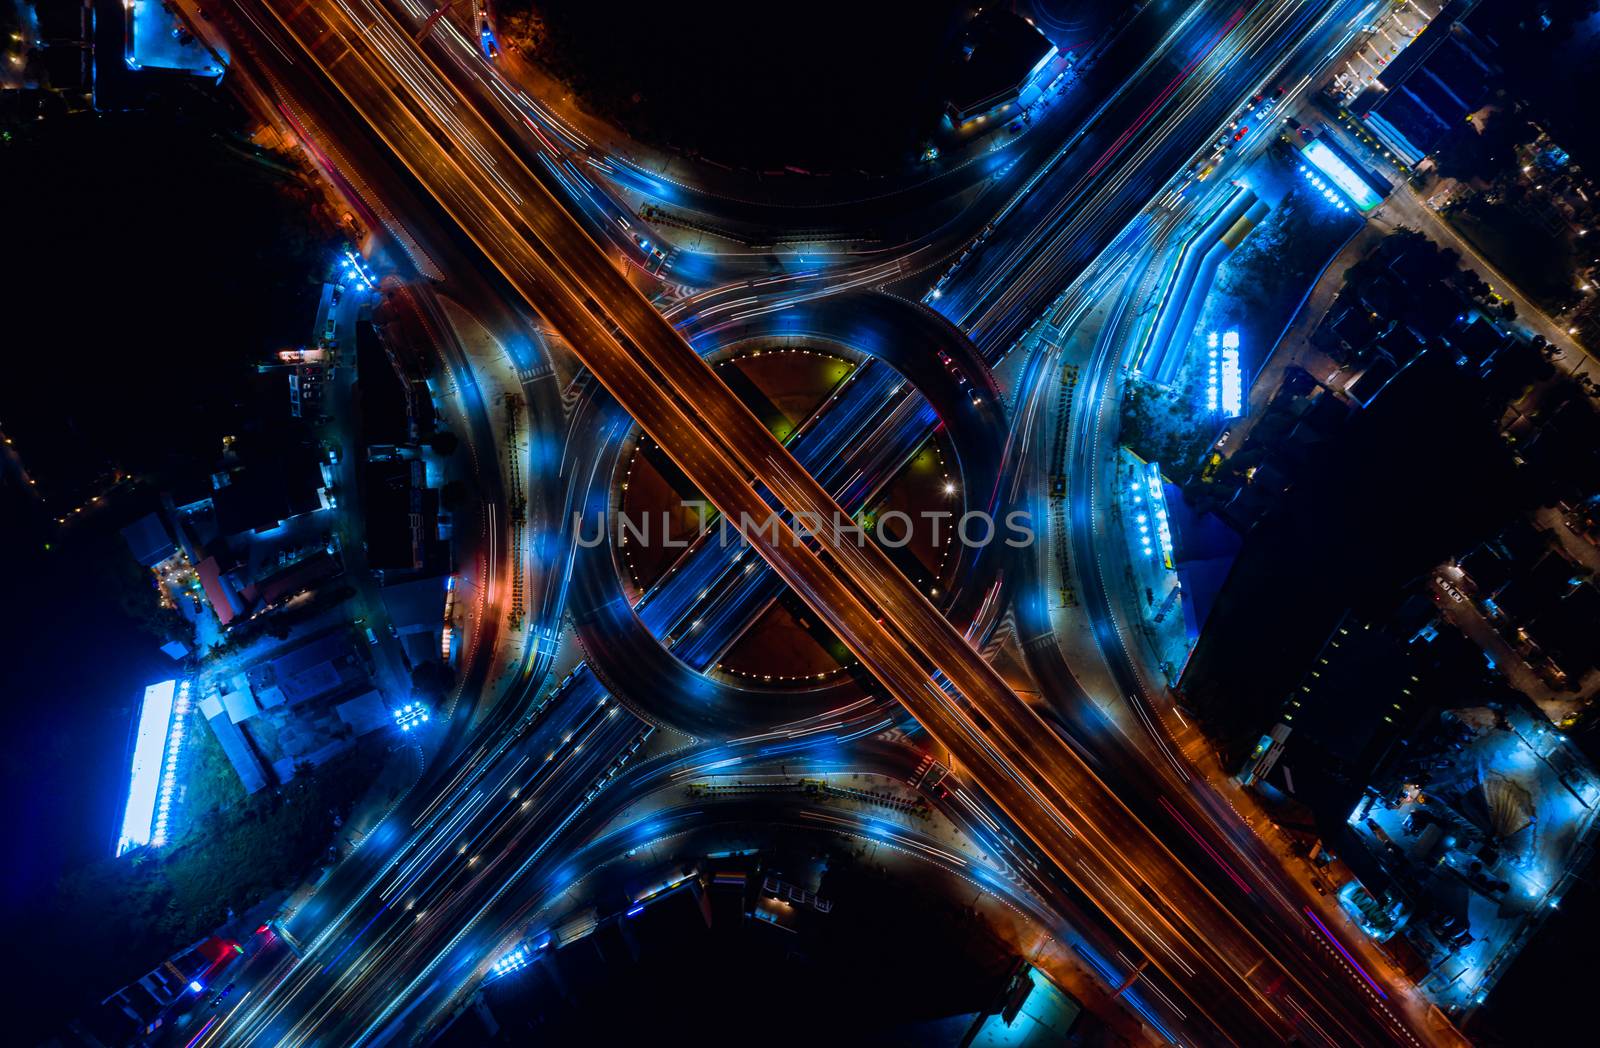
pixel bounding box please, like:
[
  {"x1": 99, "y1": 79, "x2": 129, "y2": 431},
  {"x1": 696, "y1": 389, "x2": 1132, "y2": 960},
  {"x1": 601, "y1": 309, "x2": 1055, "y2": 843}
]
[
  {"x1": 393, "y1": 702, "x2": 430, "y2": 732},
  {"x1": 490, "y1": 947, "x2": 529, "y2": 978}
]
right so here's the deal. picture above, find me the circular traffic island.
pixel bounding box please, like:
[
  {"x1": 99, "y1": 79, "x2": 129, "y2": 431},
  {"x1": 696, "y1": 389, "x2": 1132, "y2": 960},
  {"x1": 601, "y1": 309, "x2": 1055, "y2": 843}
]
[
  {"x1": 614, "y1": 341, "x2": 962, "y2": 688},
  {"x1": 565, "y1": 292, "x2": 1012, "y2": 741}
]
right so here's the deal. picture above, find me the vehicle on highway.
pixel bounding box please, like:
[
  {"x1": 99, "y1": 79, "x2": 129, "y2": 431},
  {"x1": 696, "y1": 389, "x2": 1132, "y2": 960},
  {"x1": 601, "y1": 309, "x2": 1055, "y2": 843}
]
[{"x1": 937, "y1": 349, "x2": 969, "y2": 387}]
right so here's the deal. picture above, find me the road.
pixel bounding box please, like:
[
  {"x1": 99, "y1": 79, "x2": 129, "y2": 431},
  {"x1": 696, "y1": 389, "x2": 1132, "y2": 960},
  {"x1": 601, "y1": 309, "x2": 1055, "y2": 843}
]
[
  {"x1": 165, "y1": 0, "x2": 1475, "y2": 1042},
  {"x1": 404, "y1": 0, "x2": 1186, "y2": 285},
  {"x1": 205, "y1": 0, "x2": 1421, "y2": 1041},
  {"x1": 1382, "y1": 177, "x2": 1598, "y2": 374},
  {"x1": 928, "y1": 0, "x2": 1370, "y2": 357},
  {"x1": 194, "y1": 682, "x2": 650, "y2": 1047},
  {"x1": 568, "y1": 292, "x2": 1010, "y2": 739},
  {"x1": 1019, "y1": 14, "x2": 1483, "y2": 1044}
]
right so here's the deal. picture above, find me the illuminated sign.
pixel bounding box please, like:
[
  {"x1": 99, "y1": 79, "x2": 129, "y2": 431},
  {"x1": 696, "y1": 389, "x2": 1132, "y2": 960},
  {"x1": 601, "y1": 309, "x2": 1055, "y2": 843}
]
[
  {"x1": 118, "y1": 680, "x2": 176, "y2": 856},
  {"x1": 1301, "y1": 139, "x2": 1382, "y2": 211}
]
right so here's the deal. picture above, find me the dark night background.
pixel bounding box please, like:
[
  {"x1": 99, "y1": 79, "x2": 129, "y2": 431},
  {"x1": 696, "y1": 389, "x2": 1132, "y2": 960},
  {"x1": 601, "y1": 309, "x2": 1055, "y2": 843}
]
[
  {"x1": 2, "y1": 0, "x2": 1599, "y2": 1042},
  {"x1": 497, "y1": 0, "x2": 971, "y2": 174},
  {"x1": 0, "y1": 93, "x2": 328, "y2": 1030}
]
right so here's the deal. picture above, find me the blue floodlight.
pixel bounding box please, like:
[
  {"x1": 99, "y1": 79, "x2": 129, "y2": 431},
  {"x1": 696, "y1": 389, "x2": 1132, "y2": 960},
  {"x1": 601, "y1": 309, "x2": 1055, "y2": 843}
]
[
  {"x1": 1205, "y1": 331, "x2": 1243, "y2": 417},
  {"x1": 118, "y1": 680, "x2": 177, "y2": 856},
  {"x1": 393, "y1": 701, "x2": 430, "y2": 732},
  {"x1": 150, "y1": 680, "x2": 193, "y2": 848},
  {"x1": 1143, "y1": 463, "x2": 1176, "y2": 569},
  {"x1": 1205, "y1": 332, "x2": 1222, "y2": 413},
  {"x1": 1302, "y1": 139, "x2": 1382, "y2": 210},
  {"x1": 491, "y1": 946, "x2": 532, "y2": 978}
]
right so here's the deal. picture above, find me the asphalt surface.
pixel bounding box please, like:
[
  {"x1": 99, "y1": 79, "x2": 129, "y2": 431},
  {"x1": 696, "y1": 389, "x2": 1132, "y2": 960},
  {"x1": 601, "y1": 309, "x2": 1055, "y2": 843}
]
[{"x1": 176, "y1": 0, "x2": 1453, "y2": 1042}]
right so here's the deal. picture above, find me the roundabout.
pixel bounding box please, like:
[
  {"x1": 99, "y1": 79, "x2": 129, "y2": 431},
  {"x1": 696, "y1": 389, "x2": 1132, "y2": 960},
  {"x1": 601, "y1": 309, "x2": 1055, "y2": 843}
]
[{"x1": 564, "y1": 292, "x2": 1017, "y2": 739}]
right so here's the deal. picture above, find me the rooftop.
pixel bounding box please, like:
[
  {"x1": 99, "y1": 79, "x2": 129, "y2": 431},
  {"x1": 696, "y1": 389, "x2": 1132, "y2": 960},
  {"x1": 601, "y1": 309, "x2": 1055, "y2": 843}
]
[{"x1": 945, "y1": 8, "x2": 1055, "y2": 121}]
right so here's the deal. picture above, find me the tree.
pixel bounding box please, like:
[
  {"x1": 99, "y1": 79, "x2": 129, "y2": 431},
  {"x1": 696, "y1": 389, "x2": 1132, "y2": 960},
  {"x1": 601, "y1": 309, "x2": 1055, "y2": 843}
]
[
  {"x1": 36, "y1": 743, "x2": 383, "y2": 1028},
  {"x1": 1433, "y1": 109, "x2": 1534, "y2": 183},
  {"x1": 100, "y1": 544, "x2": 188, "y2": 643},
  {"x1": 1450, "y1": 268, "x2": 1491, "y2": 301},
  {"x1": 496, "y1": 2, "x2": 546, "y2": 52}
]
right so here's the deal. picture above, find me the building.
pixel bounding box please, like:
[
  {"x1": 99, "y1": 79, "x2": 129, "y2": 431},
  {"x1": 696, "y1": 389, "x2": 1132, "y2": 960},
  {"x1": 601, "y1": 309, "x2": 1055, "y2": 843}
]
[
  {"x1": 1164, "y1": 485, "x2": 1243, "y2": 646},
  {"x1": 363, "y1": 458, "x2": 429, "y2": 572},
  {"x1": 196, "y1": 554, "x2": 248, "y2": 627},
  {"x1": 288, "y1": 364, "x2": 326, "y2": 419},
  {"x1": 149, "y1": 425, "x2": 340, "y2": 630},
  {"x1": 944, "y1": 8, "x2": 1057, "y2": 125},
  {"x1": 357, "y1": 319, "x2": 419, "y2": 446},
  {"x1": 75, "y1": 936, "x2": 237, "y2": 1045},
  {"x1": 380, "y1": 572, "x2": 450, "y2": 669},
  {"x1": 1242, "y1": 596, "x2": 1489, "y2": 838},
  {"x1": 258, "y1": 347, "x2": 331, "y2": 420},
  {"x1": 1483, "y1": 544, "x2": 1600, "y2": 686},
  {"x1": 246, "y1": 549, "x2": 341, "y2": 610},
  {"x1": 198, "y1": 629, "x2": 391, "y2": 791},
  {"x1": 1350, "y1": 0, "x2": 1500, "y2": 166},
  {"x1": 247, "y1": 631, "x2": 367, "y2": 707},
  {"x1": 120, "y1": 512, "x2": 177, "y2": 568},
  {"x1": 196, "y1": 692, "x2": 269, "y2": 794},
  {"x1": 1340, "y1": 703, "x2": 1600, "y2": 1012},
  {"x1": 1299, "y1": 136, "x2": 1391, "y2": 212},
  {"x1": 211, "y1": 450, "x2": 327, "y2": 538},
  {"x1": 355, "y1": 315, "x2": 446, "y2": 575},
  {"x1": 962, "y1": 965, "x2": 1082, "y2": 1046},
  {"x1": 116, "y1": 679, "x2": 194, "y2": 854},
  {"x1": 1308, "y1": 232, "x2": 1523, "y2": 412},
  {"x1": 1346, "y1": 355, "x2": 1404, "y2": 407}
]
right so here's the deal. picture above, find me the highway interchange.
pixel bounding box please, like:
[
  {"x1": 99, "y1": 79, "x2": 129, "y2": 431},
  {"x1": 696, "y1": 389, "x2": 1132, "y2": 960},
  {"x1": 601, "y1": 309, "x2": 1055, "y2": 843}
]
[{"x1": 169, "y1": 1, "x2": 1475, "y2": 1044}]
